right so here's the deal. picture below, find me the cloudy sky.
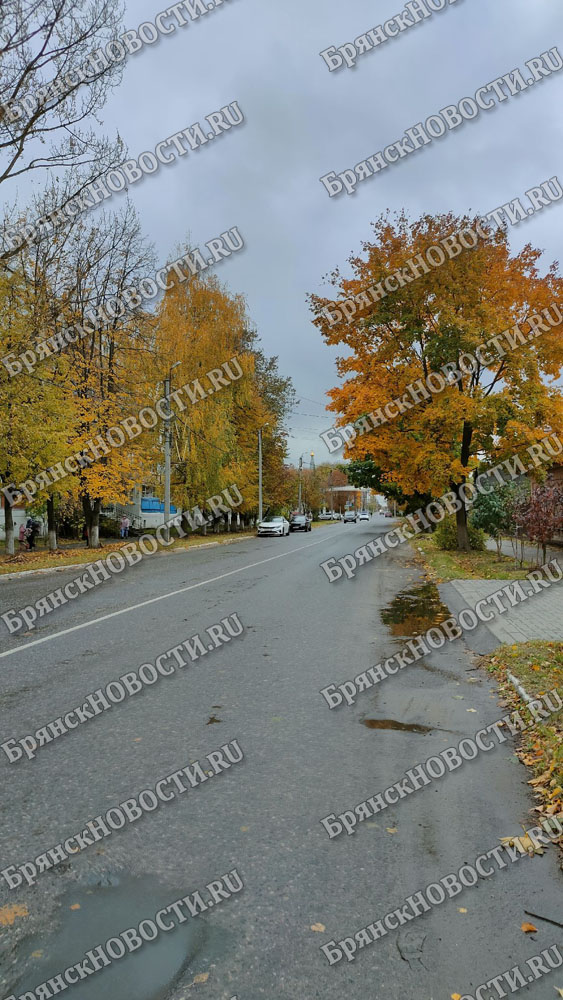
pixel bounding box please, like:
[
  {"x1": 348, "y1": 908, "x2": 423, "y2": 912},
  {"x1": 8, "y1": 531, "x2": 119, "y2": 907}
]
[{"x1": 20, "y1": 0, "x2": 563, "y2": 463}]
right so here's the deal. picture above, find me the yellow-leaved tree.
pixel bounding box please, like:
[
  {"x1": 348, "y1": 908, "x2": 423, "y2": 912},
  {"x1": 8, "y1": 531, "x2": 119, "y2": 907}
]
[{"x1": 311, "y1": 213, "x2": 563, "y2": 549}]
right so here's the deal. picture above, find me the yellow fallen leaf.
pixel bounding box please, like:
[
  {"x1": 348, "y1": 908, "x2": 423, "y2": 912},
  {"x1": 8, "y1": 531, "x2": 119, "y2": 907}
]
[
  {"x1": 452, "y1": 994, "x2": 462, "y2": 999},
  {"x1": 553, "y1": 988, "x2": 563, "y2": 997},
  {"x1": 70, "y1": 904, "x2": 80, "y2": 910},
  {"x1": 240, "y1": 826, "x2": 249, "y2": 832},
  {"x1": 466, "y1": 708, "x2": 477, "y2": 713},
  {"x1": 0, "y1": 904, "x2": 29, "y2": 926},
  {"x1": 193, "y1": 972, "x2": 209, "y2": 984},
  {"x1": 31, "y1": 950, "x2": 43, "y2": 959},
  {"x1": 386, "y1": 827, "x2": 398, "y2": 834},
  {"x1": 311, "y1": 923, "x2": 326, "y2": 932},
  {"x1": 521, "y1": 922, "x2": 537, "y2": 933},
  {"x1": 458, "y1": 907, "x2": 467, "y2": 913}
]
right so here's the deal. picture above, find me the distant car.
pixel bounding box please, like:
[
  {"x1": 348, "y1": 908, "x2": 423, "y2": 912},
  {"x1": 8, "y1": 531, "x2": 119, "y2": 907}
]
[
  {"x1": 384, "y1": 510, "x2": 395, "y2": 517},
  {"x1": 332, "y1": 512, "x2": 342, "y2": 520},
  {"x1": 318, "y1": 512, "x2": 332, "y2": 520},
  {"x1": 343, "y1": 510, "x2": 357, "y2": 523},
  {"x1": 358, "y1": 511, "x2": 370, "y2": 521},
  {"x1": 289, "y1": 514, "x2": 311, "y2": 532},
  {"x1": 257, "y1": 515, "x2": 289, "y2": 537}
]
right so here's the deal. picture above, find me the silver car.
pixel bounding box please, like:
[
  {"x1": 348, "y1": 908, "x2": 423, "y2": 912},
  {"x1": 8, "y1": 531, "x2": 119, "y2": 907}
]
[{"x1": 257, "y1": 515, "x2": 290, "y2": 537}]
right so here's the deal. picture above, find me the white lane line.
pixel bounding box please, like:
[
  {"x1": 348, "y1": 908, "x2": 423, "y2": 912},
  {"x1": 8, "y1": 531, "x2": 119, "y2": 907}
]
[{"x1": 0, "y1": 535, "x2": 329, "y2": 660}]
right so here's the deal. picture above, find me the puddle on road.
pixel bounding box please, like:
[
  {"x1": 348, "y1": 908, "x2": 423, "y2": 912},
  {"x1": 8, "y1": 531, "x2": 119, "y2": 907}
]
[
  {"x1": 381, "y1": 582, "x2": 450, "y2": 638},
  {"x1": 361, "y1": 718, "x2": 432, "y2": 734},
  {"x1": 10, "y1": 873, "x2": 210, "y2": 1000}
]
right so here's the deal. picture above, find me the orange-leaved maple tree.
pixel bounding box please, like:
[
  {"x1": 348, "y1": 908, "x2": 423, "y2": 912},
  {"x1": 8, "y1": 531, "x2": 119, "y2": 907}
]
[{"x1": 310, "y1": 212, "x2": 563, "y2": 549}]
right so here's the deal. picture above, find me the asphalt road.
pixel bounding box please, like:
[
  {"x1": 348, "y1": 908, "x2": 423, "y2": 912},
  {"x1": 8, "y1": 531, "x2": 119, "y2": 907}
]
[{"x1": 0, "y1": 516, "x2": 560, "y2": 1000}]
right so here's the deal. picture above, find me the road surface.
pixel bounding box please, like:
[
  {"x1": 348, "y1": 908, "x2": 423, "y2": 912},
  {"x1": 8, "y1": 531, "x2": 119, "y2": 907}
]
[{"x1": 0, "y1": 516, "x2": 560, "y2": 999}]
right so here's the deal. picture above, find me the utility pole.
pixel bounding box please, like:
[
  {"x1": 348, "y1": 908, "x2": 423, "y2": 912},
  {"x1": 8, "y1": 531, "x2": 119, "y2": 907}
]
[
  {"x1": 163, "y1": 376, "x2": 172, "y2": 543},
  {"x1": 298, "y1": 455, "x2": 303, "y2": 513},
  {"x1": 258, "y1": 422, "x2": 269, "y2": 523},
  {"x1": 163, "y1": 362, "x2": 180, "y2": 543},
  {"x1": 258, "y1": 427, "x2": 264, "y2": 522}
]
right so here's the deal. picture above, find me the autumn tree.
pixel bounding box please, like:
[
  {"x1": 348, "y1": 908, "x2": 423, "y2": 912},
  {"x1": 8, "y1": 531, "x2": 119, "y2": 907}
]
[
  {"x1": 151, "y1": 268, "x2": 293, "y2": 528},
  {"x1": 514, "y1": 483, "x2": 563, "y2": 565},
  {"x1": 311, "y1": 213, "x2": 563, "y2": 549},
  {"x1": 1, "y1": 0, "x2": 125, "y2": 262},
  {"x1": 0, "y1": 266, "x2": 70, "y2": 552}
]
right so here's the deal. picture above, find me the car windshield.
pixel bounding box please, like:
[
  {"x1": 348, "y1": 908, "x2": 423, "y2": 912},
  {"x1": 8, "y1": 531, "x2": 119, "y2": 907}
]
[
  {"x1": 268, "y1": 517, "x2": 283, "y2": 522},
  {"x1": 291, "y1": 516, "x2": 306, "y2": 522}
]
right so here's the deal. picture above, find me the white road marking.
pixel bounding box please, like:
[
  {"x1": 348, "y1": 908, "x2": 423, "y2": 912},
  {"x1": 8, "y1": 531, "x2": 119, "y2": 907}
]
[{"x1": 0, "y1": 535, "x2": 330, "y2": 660}]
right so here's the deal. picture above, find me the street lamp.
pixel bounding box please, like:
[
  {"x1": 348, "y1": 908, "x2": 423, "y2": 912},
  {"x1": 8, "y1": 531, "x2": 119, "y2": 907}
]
[
  {"x1": 164, "y1": 361, "x2": 181, "y2": 542},
  {"x1": 258, "y1": 423, "x2": 269, "y2": 522}
]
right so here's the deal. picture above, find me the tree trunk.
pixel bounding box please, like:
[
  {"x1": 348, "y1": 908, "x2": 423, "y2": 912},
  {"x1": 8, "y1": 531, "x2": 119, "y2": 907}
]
[
  {"x1": 453, "y1": 420, "x2": 474, "y2": 551},
  {"x1": 47, "y1": 496, "x2": 57, "y2": 551},
  {"x1": 90, "y1": 499, "x2": 101, "y2": 548},
  {"x1": 81, "y1": 496, "x2": 101, "y2": 548},
  {"x1": 4, "y1": 501, "x2": 14, "y2": 556},
  {"x1": 453, "y1": 483, "x2": 471, "y2": 551},
  {"x1": 542, "y1": 542, "x2": 547, "y2": 566}
]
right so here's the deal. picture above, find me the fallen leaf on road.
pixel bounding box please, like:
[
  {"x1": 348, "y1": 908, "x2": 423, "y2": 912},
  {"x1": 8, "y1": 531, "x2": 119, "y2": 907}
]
[
  {"x1": 521, "y1": 922, "x2": 537, "y2": 933},
  {"x1": 311, "y1": 923, "x2": 325, "y2": 932},
  {"x1": 70, "y1": 904, "x2": 80, "y2": 911},
  {"x1": 553, "y1": 988, "x2": 563, "y2": 996},
  {"x1": 500, "y1": 834, "x2": 543, "y2": 856},
  {"x1": 453, "y1": 695, "x2": 464, "y2": 700},
  {"x1": 133, "y1": 738, "x2": 142, "y2": 742},
  {"x1": 31, "y1": 950, "x2": 43, "y2": 958},
  {"x1": 451, "y1": 994, "x2": 462, "y2": 999},
  {"x1": 193, "y1": 972, "x2": 209, "y2": 984},
  {"x1": 458, "y1": 908, "x2": 467, "y2": 913},
  {"x1": 240, "y1": 826, "x2": 249, "y2": 832},
  {"x1": 0, "y1": 904, "x2": 28, "y2": 926},
  {"x1": 386, "y1": 827, "x2": 398, "y2": 834},
  {"x1": 466, "y1": 708, "x2": 477, "y2": 713}
]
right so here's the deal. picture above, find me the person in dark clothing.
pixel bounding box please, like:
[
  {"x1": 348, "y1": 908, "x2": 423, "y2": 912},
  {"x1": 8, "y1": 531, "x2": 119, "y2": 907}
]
[{"x1": 26, "y1": 519, "x2": 39, "y2": 550}]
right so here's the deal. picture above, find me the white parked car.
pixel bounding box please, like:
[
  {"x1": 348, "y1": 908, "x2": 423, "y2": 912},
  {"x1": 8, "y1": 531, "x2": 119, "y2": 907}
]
[
  {"x1": 257, "y1": 515, "x2": 289, "y2": 537},
  {"x1": 358, "y1": 511, "x2": 370, "y2": 521}
]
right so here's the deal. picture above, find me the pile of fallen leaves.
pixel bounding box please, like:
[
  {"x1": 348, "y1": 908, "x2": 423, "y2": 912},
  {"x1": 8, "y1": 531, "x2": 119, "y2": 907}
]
[{"x1": 486, "y1": 642, "x2": 563, "y2": 835}]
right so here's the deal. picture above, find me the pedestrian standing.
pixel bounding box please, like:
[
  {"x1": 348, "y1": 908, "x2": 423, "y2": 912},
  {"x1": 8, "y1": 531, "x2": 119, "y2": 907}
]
[
  {"x1": 27, "y1": 520, "x2": 39, "y2": 551},
  {"x1": 120, "y1": 515, "x2": 130, "y2": 538}
]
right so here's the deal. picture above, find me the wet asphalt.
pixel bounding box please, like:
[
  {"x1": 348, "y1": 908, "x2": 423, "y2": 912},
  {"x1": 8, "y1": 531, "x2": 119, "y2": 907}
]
[{"x1": 0, "y1": 516, "x2": 561, "y2": 999}]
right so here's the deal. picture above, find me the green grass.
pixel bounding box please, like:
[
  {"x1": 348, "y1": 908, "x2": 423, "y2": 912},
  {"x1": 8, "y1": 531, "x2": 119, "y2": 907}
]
[
  {"x1": 0, "y1": 531, "x2": 255, "y2": 576},
  {"x1": 413, "y1": 535, "x2": 537, "y2": 582},
  {"x1": 486, "y1": 642, "x2": 563, "y2": 819}
]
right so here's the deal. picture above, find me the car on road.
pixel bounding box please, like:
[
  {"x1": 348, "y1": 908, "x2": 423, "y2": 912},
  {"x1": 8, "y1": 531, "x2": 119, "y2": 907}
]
[
  {"x1": 358, "y1": 511, "x2": 370, "y2": 521},
  {"x1": 318, "y1": 511, "x2": 332, "y2": 520},
  {"x1": 257, "y1": 515, "x2": 289, "y2": 537},
  {"x1": 343, "y1": 510, "x2": 357, "y2": 523},
  {"x1": 289, "y1": 514, "x2": 311, "y2": 532}
]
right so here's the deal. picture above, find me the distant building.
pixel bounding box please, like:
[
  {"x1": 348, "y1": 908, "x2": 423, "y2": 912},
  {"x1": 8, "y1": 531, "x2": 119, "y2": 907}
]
[{"x1": 101, "y1": 485, "x2": 180, "y2": 530}]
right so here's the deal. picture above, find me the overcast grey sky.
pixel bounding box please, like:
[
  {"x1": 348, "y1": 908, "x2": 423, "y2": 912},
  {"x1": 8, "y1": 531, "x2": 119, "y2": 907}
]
[{"x1": 27, "y1": 0, "x2": 563, "y2": 463}]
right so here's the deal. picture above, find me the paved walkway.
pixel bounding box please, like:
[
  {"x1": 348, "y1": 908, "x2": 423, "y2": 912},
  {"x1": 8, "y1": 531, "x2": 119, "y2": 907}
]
[
  {"x1": 449, "y1": 575, "x2": 563, "y2": 643},
  {"x1": 484, "y1": 535, "x2": 562, "y2": 565}
]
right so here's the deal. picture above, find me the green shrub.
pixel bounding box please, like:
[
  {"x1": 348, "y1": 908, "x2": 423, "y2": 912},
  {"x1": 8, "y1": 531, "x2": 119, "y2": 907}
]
[{"x1": 433, "y1": 514, "x2": 486, "y2": 551}]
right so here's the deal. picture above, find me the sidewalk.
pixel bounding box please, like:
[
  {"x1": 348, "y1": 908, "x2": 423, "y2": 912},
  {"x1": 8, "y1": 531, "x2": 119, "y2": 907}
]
[
  {"x1": 447, "y1": 576, "x2": 563, "y2": 644},
  {"x1": 484, "y1": 535, "x2": 563, "y2": 565}
]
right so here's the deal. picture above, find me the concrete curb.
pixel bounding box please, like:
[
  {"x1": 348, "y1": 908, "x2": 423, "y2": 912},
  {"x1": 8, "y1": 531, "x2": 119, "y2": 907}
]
[
  {"x1": 507, "y1": 671, "x2": 533, "y2": 704},
  {"x1": 0, "y1": 533, "x2": 254, "y2": 582}
]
